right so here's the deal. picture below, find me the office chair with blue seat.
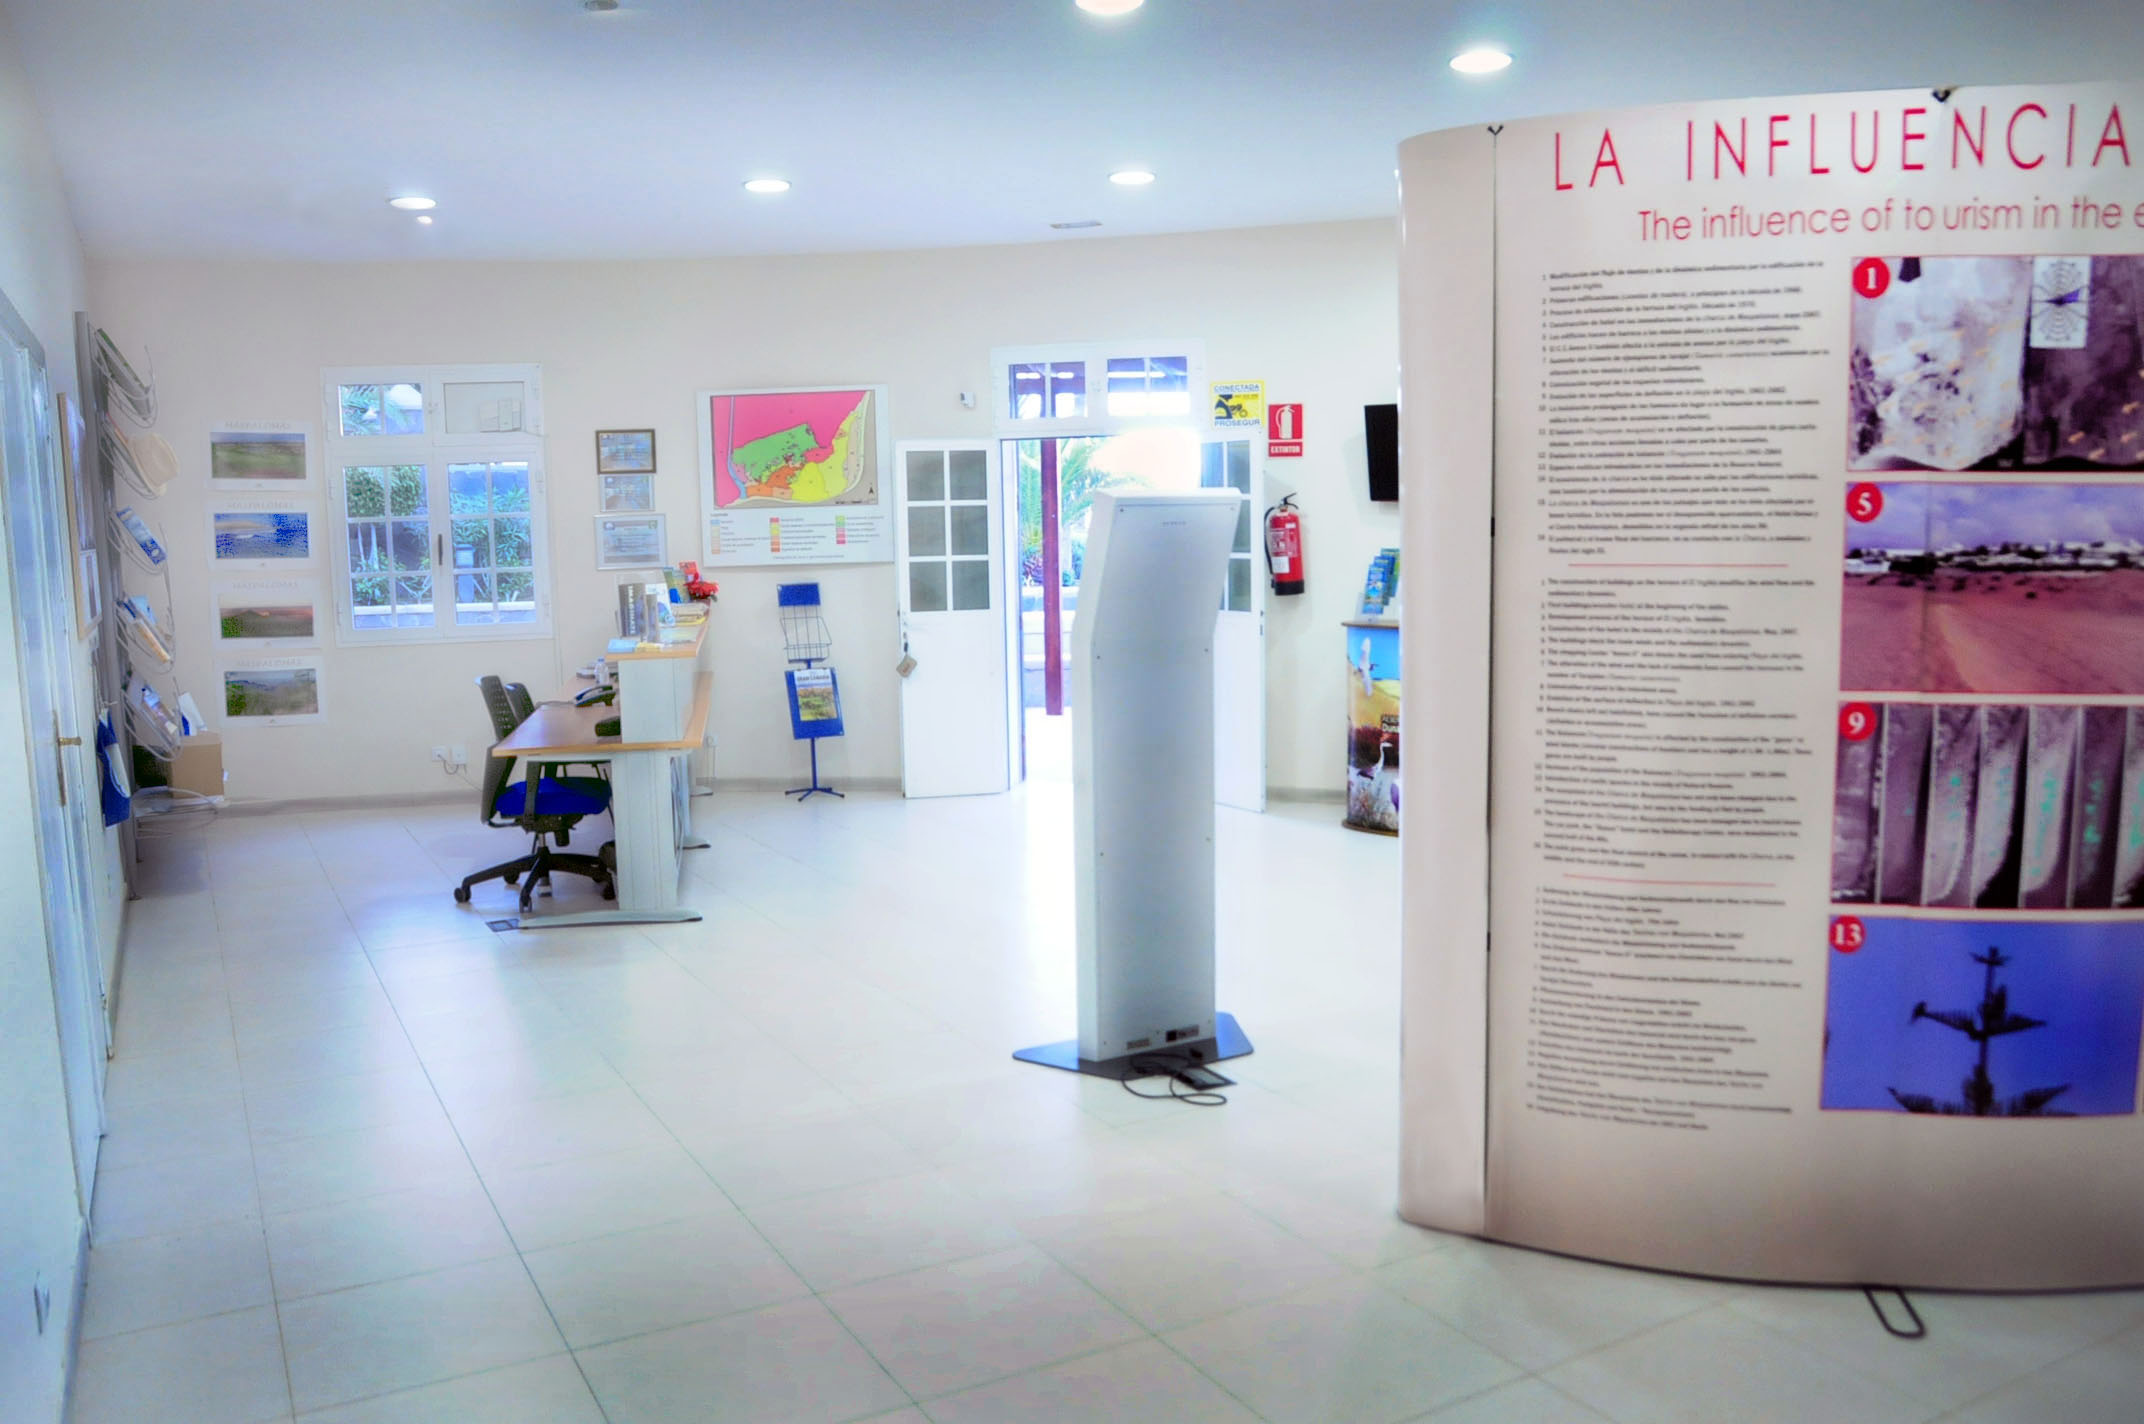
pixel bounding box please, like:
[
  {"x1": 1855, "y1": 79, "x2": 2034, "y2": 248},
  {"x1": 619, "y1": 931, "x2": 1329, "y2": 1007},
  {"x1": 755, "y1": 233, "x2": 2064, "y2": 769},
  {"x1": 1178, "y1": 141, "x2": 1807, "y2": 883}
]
[{"x1": 455, "y1": 675, "x2": 616, "y2": 912}]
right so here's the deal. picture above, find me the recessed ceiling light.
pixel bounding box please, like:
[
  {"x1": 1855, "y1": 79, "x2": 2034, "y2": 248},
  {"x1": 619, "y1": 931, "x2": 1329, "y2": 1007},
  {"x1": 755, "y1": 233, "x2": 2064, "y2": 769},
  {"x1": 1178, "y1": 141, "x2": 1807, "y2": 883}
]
[
  {"x1": 1449, "y1": 47, "x2": 1512, "y2": 75},
  {"x1": 1108, "y1": 169, "x2": 1155, "y2": 186},
  {"x1": 1051, "y1": 220, "x2": 1104, "y2": 230},
  {"x1": 583, "y1": 0, "x2": 621, "y2": 10},
  {"x1": 387, "y1": 195, "x2": 436, "y2": 211},
  {"x1": 743, "y1": 177, "x2": 792, "y2": 194},
  {"x1": 1076, "y1": 0, "x2": 1145, "y2": 15},
  {"x1": 415, "y1": 215, "x2": 434, "y2": 225}
]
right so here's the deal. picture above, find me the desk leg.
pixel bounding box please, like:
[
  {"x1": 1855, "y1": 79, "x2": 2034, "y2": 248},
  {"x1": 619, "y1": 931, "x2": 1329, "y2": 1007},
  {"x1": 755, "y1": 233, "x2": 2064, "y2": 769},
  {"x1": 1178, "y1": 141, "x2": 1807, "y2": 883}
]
[{"x1": 519, "y1": 750, "x2": 702, "y2": 928}]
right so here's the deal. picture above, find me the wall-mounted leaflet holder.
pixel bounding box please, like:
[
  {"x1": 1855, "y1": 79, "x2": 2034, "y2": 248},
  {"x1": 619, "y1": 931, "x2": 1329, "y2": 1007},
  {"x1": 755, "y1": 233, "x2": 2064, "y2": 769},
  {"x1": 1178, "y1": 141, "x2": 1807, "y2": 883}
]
[
  {"x1": 93, "y1": 327, "x2": 155, "y2": 426},
  {"x1": 111, "y1": 505, "x2": 168, "y2": 569},
  {"x1": 102, "y1": 412, "x2": 175, "y2": 501},
  {"x1": 125, "y1": 679, "x2": 182, "y2": 762}
]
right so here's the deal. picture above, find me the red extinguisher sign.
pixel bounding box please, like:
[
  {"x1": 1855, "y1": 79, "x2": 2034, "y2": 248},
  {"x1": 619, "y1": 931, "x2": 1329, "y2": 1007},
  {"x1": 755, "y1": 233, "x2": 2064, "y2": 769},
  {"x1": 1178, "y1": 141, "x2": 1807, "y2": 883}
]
[{"x1": 1264, "y1": 495, "x2": 1305, "y2": 596}]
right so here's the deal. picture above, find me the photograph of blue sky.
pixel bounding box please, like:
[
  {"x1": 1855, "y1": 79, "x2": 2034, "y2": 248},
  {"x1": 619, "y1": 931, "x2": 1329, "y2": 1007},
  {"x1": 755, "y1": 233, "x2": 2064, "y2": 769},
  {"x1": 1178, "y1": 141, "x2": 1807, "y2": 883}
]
[
  {"x1": 1845, "y1": 483, "x2": 2144, "y2": 555},
  {"x1": 1823, "y1": 918, "x2": 2144, "y2": 1115}
]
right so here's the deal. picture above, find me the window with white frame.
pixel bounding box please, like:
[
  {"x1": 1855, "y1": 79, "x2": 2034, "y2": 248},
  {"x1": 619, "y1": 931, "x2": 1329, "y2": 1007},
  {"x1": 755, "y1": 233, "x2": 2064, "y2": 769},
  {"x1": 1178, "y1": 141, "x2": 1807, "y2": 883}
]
[
  {"x1": 322, "y1": 364, "x2": 550, "y2": 642},
  {"x1": 991, "y1": 340, "x2": 1206, "y2": 434}
]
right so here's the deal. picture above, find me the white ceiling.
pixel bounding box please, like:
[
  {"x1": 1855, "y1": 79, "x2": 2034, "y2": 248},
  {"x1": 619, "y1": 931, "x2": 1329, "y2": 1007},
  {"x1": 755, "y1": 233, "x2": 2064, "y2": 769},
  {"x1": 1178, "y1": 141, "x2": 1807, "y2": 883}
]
[{"x1": 8, "y1": 0, "x2": 2143, "y2": 262}]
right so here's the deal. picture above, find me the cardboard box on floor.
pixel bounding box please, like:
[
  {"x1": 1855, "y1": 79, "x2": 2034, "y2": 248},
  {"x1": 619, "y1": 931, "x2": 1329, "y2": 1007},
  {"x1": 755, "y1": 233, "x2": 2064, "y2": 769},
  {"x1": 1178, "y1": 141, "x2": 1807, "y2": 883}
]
[{"x1": 170, "y1": 732, "x2": 224, "y2": 798}]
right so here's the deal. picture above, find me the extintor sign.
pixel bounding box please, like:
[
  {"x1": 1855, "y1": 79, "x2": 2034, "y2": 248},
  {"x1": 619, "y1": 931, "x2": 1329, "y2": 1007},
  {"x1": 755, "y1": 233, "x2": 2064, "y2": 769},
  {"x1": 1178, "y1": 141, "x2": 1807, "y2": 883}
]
[{"x1": 1268, "y1": 402, "x2": 1303, "y2": 457}]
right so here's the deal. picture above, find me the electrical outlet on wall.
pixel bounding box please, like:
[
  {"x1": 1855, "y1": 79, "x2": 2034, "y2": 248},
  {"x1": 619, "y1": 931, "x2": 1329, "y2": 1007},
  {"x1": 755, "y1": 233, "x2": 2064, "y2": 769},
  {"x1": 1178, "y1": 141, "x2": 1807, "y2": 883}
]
[
  {"x1": 449, "y1": 745, "x2": 468, "y2": 768},
  {"x1": 430, "y1": 745, "x2": 449, "y2": 764}
]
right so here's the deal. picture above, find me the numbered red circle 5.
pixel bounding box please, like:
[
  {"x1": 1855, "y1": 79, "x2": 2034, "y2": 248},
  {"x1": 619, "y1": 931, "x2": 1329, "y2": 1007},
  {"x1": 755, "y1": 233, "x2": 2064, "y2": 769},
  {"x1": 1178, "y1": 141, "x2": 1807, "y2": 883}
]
[
  {"x1": 1852, "y1": 257, "x2": 1891, "y2": 299},
  {"x1": 1830, "y1": 916, "x2": 1866, "y2": 953},
  {"x1": 1839, "y1": 703, "x2": 1877, "y2": 741},
  {"x1": 1847, "y1": 483, "x2": 1884, "y2": 523}
]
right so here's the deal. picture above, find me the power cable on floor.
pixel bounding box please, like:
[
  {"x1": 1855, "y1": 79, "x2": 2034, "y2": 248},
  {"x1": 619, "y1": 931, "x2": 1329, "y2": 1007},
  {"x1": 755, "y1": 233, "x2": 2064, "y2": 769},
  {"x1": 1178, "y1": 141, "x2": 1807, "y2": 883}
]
[
  {"x1": 1862, "y1": 1285, "x2": 1927, "y2": 1340},
  {"x1": 1118, "y1": 1052, "x2": 1232, "y2": 1107}
]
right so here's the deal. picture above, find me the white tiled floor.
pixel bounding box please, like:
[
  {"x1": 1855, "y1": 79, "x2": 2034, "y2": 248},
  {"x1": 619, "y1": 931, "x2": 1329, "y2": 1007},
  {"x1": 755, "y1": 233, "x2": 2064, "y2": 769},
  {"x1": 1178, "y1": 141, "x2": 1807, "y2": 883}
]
[{"x1": 73, "y1": 784, "x2": 2144, "y2": 1423}]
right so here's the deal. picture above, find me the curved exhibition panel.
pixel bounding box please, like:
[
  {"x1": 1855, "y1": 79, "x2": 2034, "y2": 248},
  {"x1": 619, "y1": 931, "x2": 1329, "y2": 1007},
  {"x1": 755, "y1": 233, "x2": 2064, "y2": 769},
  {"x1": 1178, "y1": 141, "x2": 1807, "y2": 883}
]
[{"x1": 1397, "y1": 79, "x2": 2144, "y2": 1289}]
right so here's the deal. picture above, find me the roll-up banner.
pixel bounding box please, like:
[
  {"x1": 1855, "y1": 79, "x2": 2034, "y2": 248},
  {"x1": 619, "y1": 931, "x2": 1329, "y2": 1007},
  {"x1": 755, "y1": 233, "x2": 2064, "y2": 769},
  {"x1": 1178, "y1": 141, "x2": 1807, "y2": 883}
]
[{"x1": 1400, "y1": 82, "x2": 2144, "y2": 1287}]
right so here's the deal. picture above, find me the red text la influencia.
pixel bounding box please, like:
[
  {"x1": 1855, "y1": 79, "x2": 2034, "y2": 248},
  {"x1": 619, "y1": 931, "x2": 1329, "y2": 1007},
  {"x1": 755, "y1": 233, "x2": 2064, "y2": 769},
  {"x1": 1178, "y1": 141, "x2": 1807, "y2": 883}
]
[{"x1": 1553, "y1": 101, "x2": 2131, "y2": 190}]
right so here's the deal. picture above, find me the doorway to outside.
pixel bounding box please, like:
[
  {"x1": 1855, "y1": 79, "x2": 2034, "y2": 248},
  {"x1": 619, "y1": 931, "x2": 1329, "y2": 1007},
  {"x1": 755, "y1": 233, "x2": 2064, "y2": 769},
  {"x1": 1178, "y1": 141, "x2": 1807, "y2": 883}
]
[{"x1": 1008, "y1": 427, "x2": 1255, "y2": 787}]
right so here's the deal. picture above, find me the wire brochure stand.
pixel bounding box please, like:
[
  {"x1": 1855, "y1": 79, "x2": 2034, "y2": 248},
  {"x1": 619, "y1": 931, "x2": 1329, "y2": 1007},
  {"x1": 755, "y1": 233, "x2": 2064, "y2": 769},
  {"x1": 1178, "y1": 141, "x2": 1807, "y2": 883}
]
[{"x1": 778, "y1": 582, "x2": 843, "y2": 800}]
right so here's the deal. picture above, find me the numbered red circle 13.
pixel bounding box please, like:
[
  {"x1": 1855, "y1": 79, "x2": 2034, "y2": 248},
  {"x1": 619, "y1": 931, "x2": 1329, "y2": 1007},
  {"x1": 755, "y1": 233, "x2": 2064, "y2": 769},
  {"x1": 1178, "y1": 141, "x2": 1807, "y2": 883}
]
[
  {"x1": 1829, "y1": 916, "x2": 1866, "y2": 953},
  {"x1": 1852, "y1": 257, "x2": 1891, "y2": 299},
  {"x1": 1839, "y1": 703, "x2": 1877, "y2": 741},
  {"x1": 1846, "y1": 482, "x2": 1885, "y2": 523}
]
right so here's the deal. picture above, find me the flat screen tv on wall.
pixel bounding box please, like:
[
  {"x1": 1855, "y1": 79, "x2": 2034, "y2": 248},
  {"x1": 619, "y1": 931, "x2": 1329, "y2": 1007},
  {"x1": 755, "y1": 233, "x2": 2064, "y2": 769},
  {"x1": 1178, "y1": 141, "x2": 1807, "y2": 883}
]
[{"x1": 1365, "y1": 403, "x2": 1398, "y2": 502}]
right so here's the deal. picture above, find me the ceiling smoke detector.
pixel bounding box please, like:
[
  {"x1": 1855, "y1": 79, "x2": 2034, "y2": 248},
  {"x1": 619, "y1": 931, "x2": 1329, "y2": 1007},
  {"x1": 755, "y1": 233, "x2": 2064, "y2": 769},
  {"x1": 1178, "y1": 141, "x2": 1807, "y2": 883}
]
[
  {"x1": 583, "y1": 1, "x2": 621, "y2": 12},
  {"x1": 1051, "y1": 220, "x2": 1104, "y2": 230}
]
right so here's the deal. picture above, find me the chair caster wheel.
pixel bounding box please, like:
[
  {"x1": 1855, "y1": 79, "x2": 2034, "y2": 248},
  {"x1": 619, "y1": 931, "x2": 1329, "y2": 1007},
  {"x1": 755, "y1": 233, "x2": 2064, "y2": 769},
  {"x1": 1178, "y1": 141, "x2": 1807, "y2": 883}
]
[
  {"x1": 504, "y1": 873, "x2": 518, "y2": 887},
  {"x1": 602, "y1": 883, "x2": 616, "y2": 901},
  {"x1": 453, "y1": 885, "x2": 471, "y2": 904}
]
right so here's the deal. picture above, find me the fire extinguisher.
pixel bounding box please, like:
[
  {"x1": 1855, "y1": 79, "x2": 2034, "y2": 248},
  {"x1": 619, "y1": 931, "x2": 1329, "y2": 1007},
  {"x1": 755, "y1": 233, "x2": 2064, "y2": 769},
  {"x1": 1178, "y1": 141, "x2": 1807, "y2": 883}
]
[{"x1": 1264, "y1": 494, "x2": 1305, "y2": 596}]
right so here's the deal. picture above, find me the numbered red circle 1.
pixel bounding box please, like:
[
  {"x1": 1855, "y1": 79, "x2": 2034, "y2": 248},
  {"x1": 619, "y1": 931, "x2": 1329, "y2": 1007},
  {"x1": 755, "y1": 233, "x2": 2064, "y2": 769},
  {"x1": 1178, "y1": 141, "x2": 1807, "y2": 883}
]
[
  {"x1": 1829, "y1": 916, "x2": 1866, "y2": 953},
  {"x1": 1852, "y1": 257, "x2": 1891, "y2": 299},
  {"x1": 1839, "y1": 703, "x2": 1877, "y2": 741},
  {"x1": 1846, "y1": 483, "x2": 1884, "y2": 523}
]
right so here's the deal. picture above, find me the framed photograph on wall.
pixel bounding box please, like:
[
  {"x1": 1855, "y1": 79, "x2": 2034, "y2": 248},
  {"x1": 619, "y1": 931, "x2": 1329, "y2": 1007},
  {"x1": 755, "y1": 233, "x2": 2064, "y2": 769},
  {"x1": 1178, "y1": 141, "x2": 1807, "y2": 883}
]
[
  {"x1": 220, "y1": 656, "x2": 327, "y2": 726},
  {"x1": 208, "y1": 502, "x2": 316, "y2": 568},
  {"x1": 595, "y1": 513, "x2": 667, "y2": 569},
  {"x1": 212, "y1": 578, "x2": 325, "y2": 649},
  {"x1": 75, "y1": 547, "x2": 100, "y2": 640},
  {"x1": 596, "y1": 428, "x2": 656, "y2": 474},
  {"x1": 58, "y1": 391, "x2": 92, "y2": 550},
  {"x1": 600, "y1": 473, "x2": 653, "y2": 511},
  {"x1": 210, "y1": 422, "x2": 312, "y2": 490}
]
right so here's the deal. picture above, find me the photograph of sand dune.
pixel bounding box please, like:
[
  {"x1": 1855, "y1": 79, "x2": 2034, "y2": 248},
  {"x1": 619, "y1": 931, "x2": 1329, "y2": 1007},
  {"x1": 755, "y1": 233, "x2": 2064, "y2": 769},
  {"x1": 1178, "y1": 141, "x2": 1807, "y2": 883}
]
[
  {"x1": 1841, "y1": 482, "x2": 2144, "y2": 694},
  {"x1": 1833, "y1": 701, "x2": 2144, "y2": 909},
  {"x1": 1849, "y1": 254, "x2": 2144, "y2": 472}
]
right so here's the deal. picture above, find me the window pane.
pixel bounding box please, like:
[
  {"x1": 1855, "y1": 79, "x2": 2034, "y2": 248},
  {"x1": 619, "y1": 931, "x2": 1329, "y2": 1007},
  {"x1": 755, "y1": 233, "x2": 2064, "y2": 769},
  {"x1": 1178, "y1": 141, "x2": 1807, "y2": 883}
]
[
  {"x1": 393, "y1": 575, "x2": 435, "y2": 627},
  {"x1": 1048, "y1": 362, "x2": 1086, "y2": 418},
  {"x1": 1234, "y1": 498, "x2": 1251, "y2": 554},
  {"x1": 1008, "y1": 363, "x2": 1045, "y2": 420},
  {"x1": 383, "y1": 383, "x2": 424, "y2": 434},
  {"x1": 1152, "y1": 356, "x2": 1188, "y2": 393},
  {"x1": 949, "y1": 504, "x2": 988, "y2": 556},
  {"x1": 908, "y1": 505, "x2": 946, "y2": 557},
  {"x1": 339, "y1": 385, "x2": 382, "y2": 436},
  {"x1": 388, "y1": 464, "x2": 427, "y2": 515},
  {"x1": 391, "y1": 520, "x2": 431, "y2": 571},
  {"x1": 1200, "y1": 443, "x2": 1225, "y2": 489},
  {"x1": 948, "y1": 449, "x2": 988, "y2": 501},
  {"x1": 1226, "y1": 441, "x2": 1251, "y2": 493},
  {"x1": 906, "y1": 450, "x2": 945, "y2": 503},
  {"x1": 1228, "y1": 556, "x2": 1251, "y2": 612},
  {"x1": 456, "y1": 571, "x2": 496, "y2": 623},
  {"x1": 491, "y1": 463, "x2": 530, "y2": 512},
  {"x1": 442, "y1": 380, "x2": 525, "y2": 434},
  {"x1": 448, "y1": 463, "x2": 490, "y2": 514},
  {"x1": 493, "y1": 517, "x2": 532, "y2": 568},
  {"x1": 951, "y1": 558, "x2": 991, "y2": 611},
  {"x1": 344, "y1": 466, "x2": 385, "y2": 515},
  {"x1": 910, "y1": 560, "x2": 947, "y2": 612},
  {"x1": 452, "y1": 519, "x2": 491, "y2": 569},
  {"x1": 497, "y1": 569, "x2": 536, "y2": 622},
  {"x1": 347, "y1": 520, "x2": 386, "y2": 574}
]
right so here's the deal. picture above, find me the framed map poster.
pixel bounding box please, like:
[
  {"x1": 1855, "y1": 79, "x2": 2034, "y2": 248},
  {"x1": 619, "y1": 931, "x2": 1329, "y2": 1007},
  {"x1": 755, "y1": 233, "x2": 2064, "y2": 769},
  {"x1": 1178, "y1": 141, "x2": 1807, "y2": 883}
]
[{"x1": 697, "y1": 385, "x2": 893, "y2": 566}]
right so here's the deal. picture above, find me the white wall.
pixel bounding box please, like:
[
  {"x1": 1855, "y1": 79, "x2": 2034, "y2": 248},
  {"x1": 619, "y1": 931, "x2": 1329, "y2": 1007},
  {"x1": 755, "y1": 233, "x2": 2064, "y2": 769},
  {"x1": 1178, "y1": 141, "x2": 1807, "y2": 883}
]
[
  {"x1": 0, "y1": 12, "x2": 98, "y2": 1421},
  {"x1": 90, "y1": 219, "x2": 1399, "y2": 804}
]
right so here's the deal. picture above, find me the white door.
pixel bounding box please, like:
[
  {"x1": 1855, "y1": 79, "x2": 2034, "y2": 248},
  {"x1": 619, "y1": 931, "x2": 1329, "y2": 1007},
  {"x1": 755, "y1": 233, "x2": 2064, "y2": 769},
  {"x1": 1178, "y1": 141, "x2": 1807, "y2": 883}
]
[
  {"x1": 895, "y1": 440, "x2": 1011, "y2": 797},
  {"x1": 1202, "y1": 433, "x2": 1266, "y2": 811},
  {"x1": 0, "y1": 306, "x2": 107, "y2": 1210}
]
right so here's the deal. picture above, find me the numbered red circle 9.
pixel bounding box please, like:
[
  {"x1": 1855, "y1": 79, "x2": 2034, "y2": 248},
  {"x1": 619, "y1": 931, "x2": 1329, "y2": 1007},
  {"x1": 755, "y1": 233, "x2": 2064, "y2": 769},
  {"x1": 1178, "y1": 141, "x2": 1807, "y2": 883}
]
[
  {"x1": 1839, "y1": 703, "x2": 1877, "y2": 741},
  {"x1": 1846, "y1": 483, "x2": 1884, "y2": 523},
  {"x1": 1829, "y1": 916, "x2": 1866, "y2": 953},
  {"x1": 1852, "y1": 257, "x2": 1891, "y2": 299}
]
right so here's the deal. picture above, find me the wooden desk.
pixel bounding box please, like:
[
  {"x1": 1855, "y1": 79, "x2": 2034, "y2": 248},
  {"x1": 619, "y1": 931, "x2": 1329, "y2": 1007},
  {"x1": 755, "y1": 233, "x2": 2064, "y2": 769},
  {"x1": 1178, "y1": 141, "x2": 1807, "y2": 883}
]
[{"x1": 495, "y1": 670, "x2": 713, "y2": 928}]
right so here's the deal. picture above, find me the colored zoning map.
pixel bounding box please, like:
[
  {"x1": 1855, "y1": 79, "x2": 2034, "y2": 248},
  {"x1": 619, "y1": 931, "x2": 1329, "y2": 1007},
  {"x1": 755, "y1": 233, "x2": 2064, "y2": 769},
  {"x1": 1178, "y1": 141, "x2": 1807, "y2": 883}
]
[{"x1": 708, "y1": 389, "x2": 877, "y2": 508}]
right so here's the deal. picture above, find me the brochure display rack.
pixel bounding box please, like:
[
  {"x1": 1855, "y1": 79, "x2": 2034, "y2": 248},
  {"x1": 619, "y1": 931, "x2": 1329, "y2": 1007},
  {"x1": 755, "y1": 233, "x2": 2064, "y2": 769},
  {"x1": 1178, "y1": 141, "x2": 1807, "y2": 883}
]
[{"x1": 1398, "y1": 80, "x2": 2144, "y2": 1290}]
